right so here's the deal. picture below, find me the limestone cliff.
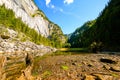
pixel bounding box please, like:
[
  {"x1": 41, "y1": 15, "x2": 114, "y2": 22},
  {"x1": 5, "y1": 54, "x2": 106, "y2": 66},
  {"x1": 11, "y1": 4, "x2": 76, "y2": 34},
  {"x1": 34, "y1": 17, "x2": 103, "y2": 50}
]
[{"x1": 0, "y1": 0, "x2": 64, "y2": 38}]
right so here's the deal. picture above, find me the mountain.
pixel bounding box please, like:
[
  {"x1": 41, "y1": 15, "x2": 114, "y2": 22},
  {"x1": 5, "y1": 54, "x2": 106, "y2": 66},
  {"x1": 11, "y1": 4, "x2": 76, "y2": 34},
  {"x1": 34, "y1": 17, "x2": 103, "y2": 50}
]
[
  {"x1": 68, "y1": 20, "x2": 96, "y2": 48},
  {"x1": 69, "y1": 0, "x2": 120, "y2": 51},
  {"x1": 0, "y1": 0, "x2": 66, "y2": 47}
]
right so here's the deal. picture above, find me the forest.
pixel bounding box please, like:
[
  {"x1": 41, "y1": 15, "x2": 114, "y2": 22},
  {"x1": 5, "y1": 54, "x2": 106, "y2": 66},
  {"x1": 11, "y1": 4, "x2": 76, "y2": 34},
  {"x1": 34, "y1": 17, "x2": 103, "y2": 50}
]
[{"x1": 68, "y1": 0, "x2": 120, "y2": 51}]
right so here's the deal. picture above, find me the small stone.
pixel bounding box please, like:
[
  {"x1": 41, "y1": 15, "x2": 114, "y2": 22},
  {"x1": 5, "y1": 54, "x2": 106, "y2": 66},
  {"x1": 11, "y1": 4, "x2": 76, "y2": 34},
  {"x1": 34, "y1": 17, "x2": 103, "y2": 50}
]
[
  {"x1": 100, "y1": 58, "x2": 117, "y2": 64},
  {"x1": 0, "y1": 51, "x2": 3, "y2": 53},
  {"x1": 88, "y1": 63, "x2": 94, "y2": 67},
  {"x1": 25, "y1": 47, "x2": 31, "y2": 51},
  {"x1": 94, "y1": 74, "x2": 113, "y2": 80},
  {"x1": 1, "y1": 35, "x2": 10, "y2": 39},
  {"x1": 84, "y1": 74, "x2": 95, "y2": 80},
  {"x1": 103, "y1": 65, "x2": 111, "y2": 70},
  {"x1": 72, "y1": 62, "x2": 76, "y2": 66}
]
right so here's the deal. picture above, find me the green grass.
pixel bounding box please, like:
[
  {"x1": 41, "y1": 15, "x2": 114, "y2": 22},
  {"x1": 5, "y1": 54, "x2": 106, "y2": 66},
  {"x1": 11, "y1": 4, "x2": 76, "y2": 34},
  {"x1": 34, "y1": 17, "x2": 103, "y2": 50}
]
[
  {"x1": 42, "y1": 70, "x2": 52, "y2": 79},
  {"x1": 61, "y1": 65, "x2": 69, "y2": 70},
  {"x1": 111, "y1": 73, "x2": 119, "y2": 77},
  {"x1": 32, "y1": 71, "x2": 39, "y2": 76},
  {"x1": 32, "y1": 54, "x2": 50, "y2": 76}
]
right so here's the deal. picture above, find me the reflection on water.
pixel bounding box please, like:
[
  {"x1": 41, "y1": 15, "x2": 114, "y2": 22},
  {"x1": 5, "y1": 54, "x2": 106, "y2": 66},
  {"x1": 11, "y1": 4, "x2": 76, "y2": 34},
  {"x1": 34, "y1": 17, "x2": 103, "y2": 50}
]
[
  {"x1": 52, "y1": 51, "x2": 92, "y2": 56},
  {"x1": 52, "y1": 51, "x2": 120, "y2": 56}
]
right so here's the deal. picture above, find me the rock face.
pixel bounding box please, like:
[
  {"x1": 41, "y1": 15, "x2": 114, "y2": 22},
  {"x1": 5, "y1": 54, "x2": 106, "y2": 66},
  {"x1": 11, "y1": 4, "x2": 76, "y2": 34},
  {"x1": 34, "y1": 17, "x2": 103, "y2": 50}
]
[{"x1": 0, "y1": 0, "x2": 62, "y2": 38}]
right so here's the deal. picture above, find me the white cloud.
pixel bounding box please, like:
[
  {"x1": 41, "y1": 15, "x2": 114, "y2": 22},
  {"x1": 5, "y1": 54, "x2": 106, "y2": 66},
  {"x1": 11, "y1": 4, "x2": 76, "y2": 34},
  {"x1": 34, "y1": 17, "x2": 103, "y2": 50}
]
[
  {"x1": 45, "y1": 0, "x2": 51, "y2": 7},
  {"x1": 44, "y1": 0, "x2": 63, "y2": 13},
  {"x1": 45, "y1": 0, "x2": 55, "y2": 9},
  {"x1": 64, "y1": 0, "x2": 74, "y2": 5}
]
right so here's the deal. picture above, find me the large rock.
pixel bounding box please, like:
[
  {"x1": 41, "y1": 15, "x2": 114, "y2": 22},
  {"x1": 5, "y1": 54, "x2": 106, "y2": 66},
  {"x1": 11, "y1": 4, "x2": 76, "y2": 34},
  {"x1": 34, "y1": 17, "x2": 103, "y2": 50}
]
[
  {"x1": 0, "y1": 49, "x2": 54, "y2": 80},
  {"x1": 0, "y1": 52, "x2": 26, "y2": 80},
  {"x1": 18, "y1": 66, "x2": 34, "y2": 80}
]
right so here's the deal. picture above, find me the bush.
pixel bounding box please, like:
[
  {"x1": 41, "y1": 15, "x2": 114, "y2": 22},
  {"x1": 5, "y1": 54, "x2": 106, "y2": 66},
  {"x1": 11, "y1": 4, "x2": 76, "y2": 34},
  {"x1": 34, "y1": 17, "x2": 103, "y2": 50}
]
[
  {"x1": 63, "y1": 43, "x2": 71, "y2": 48},
  {"x1": 90, "y1": 42, "x2": 103, "y2": 53}
]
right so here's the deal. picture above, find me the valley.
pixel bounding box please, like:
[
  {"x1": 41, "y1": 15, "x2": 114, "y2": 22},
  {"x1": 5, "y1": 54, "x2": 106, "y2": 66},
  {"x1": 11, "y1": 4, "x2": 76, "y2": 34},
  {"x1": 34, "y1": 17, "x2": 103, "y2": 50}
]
[{"x1": 0, "y1": 0, "x2": 120, "y2": 80}]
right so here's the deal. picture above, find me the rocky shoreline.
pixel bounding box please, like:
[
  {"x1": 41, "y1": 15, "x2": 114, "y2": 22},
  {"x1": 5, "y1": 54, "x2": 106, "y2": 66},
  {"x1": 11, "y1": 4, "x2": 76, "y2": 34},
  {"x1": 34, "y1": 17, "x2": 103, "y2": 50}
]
[
  {"x1": 0, "y1": 37, "x2": 56, "y2": 54},
  {"x1": 0, "y1": 28, "x2": 57, "y2": 80},
  {"x1": 0, "y1": 41, "x2": 56, "y2": 80},
  {"x1": 0, "y1": 27, "x2": 57, "y2": 54}
]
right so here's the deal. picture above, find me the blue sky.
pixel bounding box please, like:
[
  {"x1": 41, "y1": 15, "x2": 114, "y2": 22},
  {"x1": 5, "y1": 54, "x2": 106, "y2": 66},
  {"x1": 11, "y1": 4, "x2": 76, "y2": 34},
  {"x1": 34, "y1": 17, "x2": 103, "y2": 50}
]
[{"x1": 34, "y1": 0, "x2": 109, "y2": 34}]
